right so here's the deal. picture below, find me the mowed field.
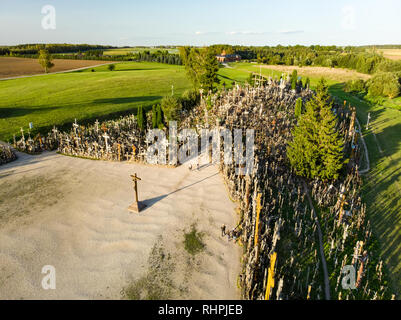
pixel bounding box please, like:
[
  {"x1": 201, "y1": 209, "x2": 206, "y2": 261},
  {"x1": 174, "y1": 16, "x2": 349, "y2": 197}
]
[
  {"x1": 0, "y1": 57, "x2": 115, "y2": 79},
  {"x1": 0, "y1": 62, "x2": 191, "y2": 141}
]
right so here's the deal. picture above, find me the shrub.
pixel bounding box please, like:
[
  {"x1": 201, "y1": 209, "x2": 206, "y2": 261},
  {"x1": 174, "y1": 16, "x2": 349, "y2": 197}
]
[
  {"x1": 368, "y1": 72, "x2": 401, "y2": 99},
  {"x1": 180, "y1": 90, "x2": 200, "y2": 111},
  {"x1": 344, "y1": 79, "x2": 367, "y2": 93},
  {"x1": 161, "y1": 96, "x2": 182, "y2": 122},
  {"x1": 108, "y1": 64, "x2": 116, "y2": 71}
]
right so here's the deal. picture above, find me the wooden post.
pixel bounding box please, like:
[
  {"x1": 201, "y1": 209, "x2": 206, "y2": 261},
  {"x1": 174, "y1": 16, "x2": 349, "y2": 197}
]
[
  {"x1": 265, "y1": 252, "x2": 277, "y2": 300},
  {"x1": 254, "y1": 193, "x2": 262, "y2": 250}
]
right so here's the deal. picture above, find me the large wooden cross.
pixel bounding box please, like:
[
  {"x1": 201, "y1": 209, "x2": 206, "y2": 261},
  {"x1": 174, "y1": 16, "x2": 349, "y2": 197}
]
[{"x1": 128, "y1": 173, "x2": 146, "y2": 213}]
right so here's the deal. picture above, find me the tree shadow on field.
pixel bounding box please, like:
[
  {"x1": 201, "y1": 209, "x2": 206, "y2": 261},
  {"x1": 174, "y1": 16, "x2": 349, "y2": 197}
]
[
  {"x1": 0, "y1": 106, "x2": 62, "y2": 119},
  {"x1": 93, "y1": 96, "x2": 162, "y2": 105}
]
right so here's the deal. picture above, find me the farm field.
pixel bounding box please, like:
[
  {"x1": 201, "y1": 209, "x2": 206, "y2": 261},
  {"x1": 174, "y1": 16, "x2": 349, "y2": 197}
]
[
  {"x1": 0, "y1": 57, "x2": 115, "y2": 79},
  {"x1": 0, "y1": 62, "x2": 191, "y2": 141},
  {"x1": 378, "y1": 49, "x2": 401, "y2": 61},
  {"x1": 104, "y1": 47, "x2": 179, "y2": 56},
  {"x1": 231, "y1": 62, "x2": 371, "y2": 82}
]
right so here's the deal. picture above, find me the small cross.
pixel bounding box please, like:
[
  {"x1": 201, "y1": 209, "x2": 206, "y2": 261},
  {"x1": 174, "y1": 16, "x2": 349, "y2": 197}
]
[{"x1": 103, "y1": 133, "x2": 110, "y2": 152}]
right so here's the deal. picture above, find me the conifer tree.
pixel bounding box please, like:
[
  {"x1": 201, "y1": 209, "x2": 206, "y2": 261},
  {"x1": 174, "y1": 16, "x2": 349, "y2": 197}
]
[
  {"x1": 152, "y1": 105, "x2": 157, "y2": 129},
  {"x1": 156, "y1": 104, "x2": 164, "y2": 129},
  {"x1": 304, "y1": 77, "x2": 310, "y2": 89},
  {"x1": 137, "y1": 105, "x2": 146, "y2": 131},
  {"x1": 287, "y1": 79, "x2": 344, "y2": 181},
  {"x1": 295, "y1": 98, "x2": 303, "y2": 118}
]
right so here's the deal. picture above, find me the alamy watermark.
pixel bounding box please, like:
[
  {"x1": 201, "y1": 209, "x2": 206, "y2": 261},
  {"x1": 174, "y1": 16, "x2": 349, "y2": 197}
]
[
  {"x1": 41, "y1": 5, "x2": 56, "y2": 30},
  {"x1": 341, "y1": 265, "x2": 356, "y2": 290},
  {"x1": 146, "y1": 122, "x2": 255, "y2": 175},
  {"x1": 41, "y1": 265, "x2": 56, "y2": 290}
]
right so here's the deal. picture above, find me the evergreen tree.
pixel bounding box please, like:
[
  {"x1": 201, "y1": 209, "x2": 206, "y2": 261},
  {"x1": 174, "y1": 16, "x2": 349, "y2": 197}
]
[
  {"x1": 199, "y1": 49, "x2": 220, "y2": 91},
  {"x1": 304, "y1": 77, "x2": 310, "y2": 89},
  {"x1": 295, "y1": 98, "x2": 303, "y2": 118},
  {"x1": 156, "y1": 104, "x2": 164, "y2": 128},
  {"x1": 287, "y1": 79, "x2": 344, "y2": 181},
  {"x1": 137, "y1": 105, "x2": 147, "y2": 131},
  {"x1": 152, "y1": 105, "x2": 157, "y2": 129}
]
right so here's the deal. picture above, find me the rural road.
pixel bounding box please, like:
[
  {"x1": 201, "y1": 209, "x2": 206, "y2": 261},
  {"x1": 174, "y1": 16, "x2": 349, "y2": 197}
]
[{"x1": 0, "y1": 62, "x2": 116, "y2": 81}]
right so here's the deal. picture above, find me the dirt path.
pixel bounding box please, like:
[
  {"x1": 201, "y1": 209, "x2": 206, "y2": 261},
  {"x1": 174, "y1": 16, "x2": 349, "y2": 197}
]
[{"x1": 0, "y1": 151, "x2": 241, "y2": 300}]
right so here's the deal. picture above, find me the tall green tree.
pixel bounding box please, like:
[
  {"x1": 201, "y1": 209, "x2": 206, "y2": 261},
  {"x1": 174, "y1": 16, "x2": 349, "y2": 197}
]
[
  {"x1": 137, "y1": 105, "x2": 147, "y2": 131},
  {"x1": 38, "y1": 49, "x2": 54, "y2": 73},
  {"x1": 287, "y1": 79, "x2": 345, "y2": 181},
  {"x1": 156, "y1": 104, "x2": 164, "y2": 128},
  {"x1": 179, "y1": 47, "x2": 220, "y2": 91},
  {"x1": 295, "y1": 98, "x2": 303, "y2": 118},
  {"x1": 199, "y1": 49, "x2": 220, "y2": 91}
]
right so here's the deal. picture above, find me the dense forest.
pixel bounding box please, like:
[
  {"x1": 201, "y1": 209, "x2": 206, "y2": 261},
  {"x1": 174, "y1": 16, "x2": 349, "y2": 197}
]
[{"x1": 0, "y1": 44, "x2": 182, "y2": 65}]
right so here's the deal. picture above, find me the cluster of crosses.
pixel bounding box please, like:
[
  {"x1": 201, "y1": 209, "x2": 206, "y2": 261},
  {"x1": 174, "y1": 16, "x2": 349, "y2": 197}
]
[
  {"x1": 182, "y1": 78, "x2": 391, "y2": 300},
  {"x1": 13, "y1": 126, "x2": 58, "y2": 154},
  {"x1": 0, "y1": 144, "x2": 17, "y2": 165},
  {"x1": 13, "y1": 116, "x2": 152, "y2": 163}
]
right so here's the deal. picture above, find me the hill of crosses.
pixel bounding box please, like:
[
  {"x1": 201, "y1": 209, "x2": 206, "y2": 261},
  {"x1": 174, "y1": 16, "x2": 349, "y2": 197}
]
[{"x1": 5, "y1": 78, "x2": 391, "y2": 300}]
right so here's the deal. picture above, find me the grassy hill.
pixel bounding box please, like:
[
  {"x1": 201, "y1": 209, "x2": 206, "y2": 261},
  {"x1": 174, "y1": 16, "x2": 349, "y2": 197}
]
[{"x1": 0, "y1": 62, "x2": 191, "y2": 141}]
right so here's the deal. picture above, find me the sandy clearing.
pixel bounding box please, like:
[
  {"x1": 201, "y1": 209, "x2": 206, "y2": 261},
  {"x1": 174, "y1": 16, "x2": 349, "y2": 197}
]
[
  {"x1": 0, "y1": 151, "x2": 241, "y2": 300},
  {"x1": 0, "y1": 57, "x2": 116, "y2": 79},
  {"x1": 257, "y1": 64, "x2": 371, "y2": 82}
]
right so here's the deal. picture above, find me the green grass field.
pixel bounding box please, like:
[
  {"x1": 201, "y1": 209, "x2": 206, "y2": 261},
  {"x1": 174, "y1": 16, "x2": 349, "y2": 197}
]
[
  {"x1": 0, "y1": 61, "x2": 251, "y2": 142},
  {"x1": 0, "y1": 62, "x2": 191, "y2": 141}
]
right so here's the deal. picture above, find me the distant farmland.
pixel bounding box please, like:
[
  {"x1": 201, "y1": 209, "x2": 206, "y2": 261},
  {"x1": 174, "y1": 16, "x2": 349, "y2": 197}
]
[
  {"x1": 104, "y1": 47, "x2": 179, "y2": 56},
  {"x1": 0, "y1": 57, "x2": 115, "y2": 79},
  {"x1": 379, "y1": 49, "x2": 401, "y2": 60}
]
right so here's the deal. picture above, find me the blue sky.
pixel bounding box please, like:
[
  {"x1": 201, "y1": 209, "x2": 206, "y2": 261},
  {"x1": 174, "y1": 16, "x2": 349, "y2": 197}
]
[{"x1": 1, "y1": 0, "x2": 400, "y2": 46}]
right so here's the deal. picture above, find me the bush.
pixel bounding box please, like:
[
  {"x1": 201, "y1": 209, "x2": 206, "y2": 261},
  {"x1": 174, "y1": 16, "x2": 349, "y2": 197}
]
[
  {"x1": 344, "y1": 79, "x2": 367, "y2": 93},
  {"x1": 368, "y1": 72, "x2": 401, "y2": 99},
  {"x1": 180, "y1": 90, "x2": 200, "y2": 111},
  {"x1": 161, "y1": 96, "x2": 182, "y2": 122},
  {"x1": 108, "y1": 64, "x2": 116, "y2": 71}
]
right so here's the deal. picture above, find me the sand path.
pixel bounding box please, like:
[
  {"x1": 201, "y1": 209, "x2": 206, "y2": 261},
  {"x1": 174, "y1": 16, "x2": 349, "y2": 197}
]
[{"x1": 0, "y1": 151, "x2": 241, "y2": 300}]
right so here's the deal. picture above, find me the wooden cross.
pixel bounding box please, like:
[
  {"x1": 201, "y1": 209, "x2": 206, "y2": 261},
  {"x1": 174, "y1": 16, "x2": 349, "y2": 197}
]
[
  {"x1": 265, "y1": 252, "x2": 277, "y2": 300},
  {"x1": 131, "y1": 173, "x2": 141, "y2": 203},
  {"x1": 128, "y1": 173, "x2": 146, "y2": 213},
  {"x1": 95, "y1": 120, "x2": 100, "y2": 133}
]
